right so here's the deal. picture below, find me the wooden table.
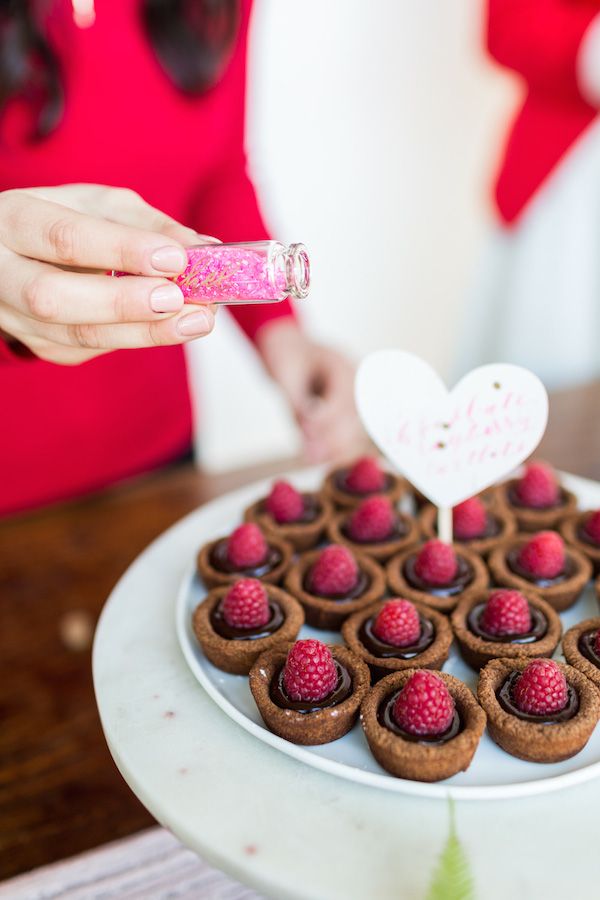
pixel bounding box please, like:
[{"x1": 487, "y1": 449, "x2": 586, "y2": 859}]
[{"x1": 1, "y1": 380, "x2": 599, "y2": 881}]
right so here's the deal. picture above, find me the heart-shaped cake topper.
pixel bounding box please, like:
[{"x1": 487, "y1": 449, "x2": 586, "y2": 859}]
[{"x1": 355, "y1": 351, "x2": 548, "y2": 510}]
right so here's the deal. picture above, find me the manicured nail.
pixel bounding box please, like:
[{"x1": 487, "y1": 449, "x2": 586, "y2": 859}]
[
  {"x1": 151, "y1": 283, "x2": 184, "y2": 313},
  {"x1": 177, "y1": 310, "x2": 214, "y2": 337},
  {"x1": 151, "y1": 245, "x2": 188, "y2": 273}
]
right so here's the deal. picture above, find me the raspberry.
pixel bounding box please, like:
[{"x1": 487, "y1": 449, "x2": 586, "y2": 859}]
[
  {"x1": 392, "y1": 670, "x2": 455, "y2": 736},
  {"x1": 512, "y1": 658, "x2": 568, "y2": 716},
  {"x1": 372, "y1": 599, "x2": 421, "y2": 647},
  {"x1": 414, "y1": 539, "x2": 458, "y2": 586},
  {"x1": 265, "y1": 480, "x2": 304, "y2": 524},
  {"x1": 347, "y1": 495, "x2": 395, "y2": 542},
  {"x1": 282, "y1": 639, "x2": 338, "y2": 702},
  {"x1": 453, "y1": 497, "x2": 487, "y2": 540},
  {"x1": 480, "y1": 589, "x2": 531, "y2": 636},
  {"x1": 226, "y1": 523, "x2": 268, "y2": 569},
  {"x1": 309, "y1": 545, "x2": 359, "y2": 596},
  {"x1": 583, "y1": 510, "x2": 600, "y2": 546},
  {"x1": 221, "y1": 578, "x2": 270, "y2": 629},
  {"x1": 517, "y1": 531, "x2": 565, "y2": 579},
  {"x1": 516, "y1": 461, "x2": 559, "y2": 508},
  {"x1": 345, "y1": 456, "x2": 385, "y2": 494}
]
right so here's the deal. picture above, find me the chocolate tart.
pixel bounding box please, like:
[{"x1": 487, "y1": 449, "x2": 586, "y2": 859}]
[
  {"x1": 385, "y1": 544, "x2": 489, "y2": 614},
  {"x1": 562, "y1": 618, "x2": 600, "y2": 693},
  {"x1": 451, "y1": 590, "x2": 561, "y2": 671},
  {"x1": 492, "y1": 478, "x2": 577, "y2": 532},
  {"x1": 487, "y1": 535, "x2": 592, "y2": 612},
  {"x1": 326, "y1": 509, "x2": 420, "y2": 563},
  {"x1": 244, "y1": 492, "x2": 333, "y2": 552},
  {"x1": 360, "y1": 670, "x2": 486, "y2": 782},
  {"x1": 418, "y1": 502, "x2": 516, "y2": 559},
  {"x1": 477, "y1": 658, "x2": 599, "y2": 763},
  {"x1": 192, "y1": 585, "x2": 304, "y2": 675},
  {"x1": 322, "y1": 465, "x2": 406, "y2": 510},
  {"x1": 341, "y1": 600, "x2": 453, "y2": 681},
  {"x1": 249, "y1": 643, "x2": 370, "y2": 745},
  {"x1": 197, "y1": 533, "x2": 293, "y2": 589},
  {"x1": 560, "y1": 512, "x2": 600, "y2": 576},
  {"x1": 284, "y1": 549, "x2": 386, "y2": 630}
]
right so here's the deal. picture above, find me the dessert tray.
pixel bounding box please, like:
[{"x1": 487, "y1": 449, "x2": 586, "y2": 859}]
[{"x1": 176, "y1": 466, "x2": 600, "y2": 800}]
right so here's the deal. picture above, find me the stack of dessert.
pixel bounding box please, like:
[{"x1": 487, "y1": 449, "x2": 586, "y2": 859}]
[{"x1": 192, "y1": 457, "x2": 600, "y2": 782}]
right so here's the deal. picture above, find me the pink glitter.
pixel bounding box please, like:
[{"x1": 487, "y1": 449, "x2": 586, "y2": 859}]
[{"x1": 175, "y1": 245, "x2": 287, "y2": 303}]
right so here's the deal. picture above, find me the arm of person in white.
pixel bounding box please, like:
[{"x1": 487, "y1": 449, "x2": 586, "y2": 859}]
[{"x1": 577, "y1": 14, "x2": 600, "y2": 107}]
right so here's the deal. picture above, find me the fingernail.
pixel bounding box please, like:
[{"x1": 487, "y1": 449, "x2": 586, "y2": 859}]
[
  {"x1": 151, "y1": 245, "x2": 188, "y2": 273},
  {"x1": 151, "y1": 283, "x2": 184, "y2": 313},
  {"x1": 177, "y1": 310, "x2": 213, "y2": 337}
]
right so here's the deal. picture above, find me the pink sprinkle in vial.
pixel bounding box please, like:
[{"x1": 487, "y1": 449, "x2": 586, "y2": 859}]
[{"x1": 175, "y1": 241, "x2": 310, "y2": 305}]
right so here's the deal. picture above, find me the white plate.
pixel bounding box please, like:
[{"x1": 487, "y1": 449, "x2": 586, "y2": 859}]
[{"x1": 176, "y1": 467, "x2": 600, "y2": 800}]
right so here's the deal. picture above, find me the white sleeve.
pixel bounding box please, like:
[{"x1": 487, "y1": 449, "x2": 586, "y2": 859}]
[{"x1": 577, "y1": 13, "x2": 600, "y2": 107}]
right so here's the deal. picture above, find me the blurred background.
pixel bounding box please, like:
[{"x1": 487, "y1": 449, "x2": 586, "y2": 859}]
[{"x1": 188, "y1": 0, "x2": 521, "y2": 472}]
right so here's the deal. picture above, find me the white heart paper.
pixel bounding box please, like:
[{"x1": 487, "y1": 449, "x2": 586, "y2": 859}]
[{"x1": 355, "y1": 351, "x2": 549, "y2": 508}]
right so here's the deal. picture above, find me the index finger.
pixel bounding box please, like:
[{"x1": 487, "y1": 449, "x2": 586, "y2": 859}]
[{"x1": 0, "y1": 191, "x2": 189, "y2": 276}]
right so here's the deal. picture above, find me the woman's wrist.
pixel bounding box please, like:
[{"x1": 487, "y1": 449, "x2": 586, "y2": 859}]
[{"x1": 577, "y1": 14, "x2": 600, "y2": 107}]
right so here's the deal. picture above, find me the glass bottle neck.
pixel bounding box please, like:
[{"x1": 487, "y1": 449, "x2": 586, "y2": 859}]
[{"x1": 273, "y1": 243, "x2": 310, "y2": 299}]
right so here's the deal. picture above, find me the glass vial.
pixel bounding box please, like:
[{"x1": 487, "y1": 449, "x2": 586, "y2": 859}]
[{"x1": 174, "y1": 241, "x2": 310, "y2": 305}]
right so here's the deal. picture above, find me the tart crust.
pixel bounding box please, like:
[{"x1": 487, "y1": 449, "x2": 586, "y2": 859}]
[
  {"x1": 562, "y1": 617, "x2": 600, "y2": 693},
  {"x1": 477, "y1": 658, "x2": 599, "y2": 763},
  {"x1": 244, "y1": 492, "x2": 333, "y2": 552},
  {"x1": 322, "y1": 467, "x2": 406, "y2": 510},
  {"x1": 450, "y1": 589, "x2": 562, "y2": 671},
  {"x1": 249, "y1": 643, "x2": 370, "y2": 745},
  {"x1": 385, "y1": 544, "x2": 489, "y2": 613},
  {"x1": 196, "y1": 533, "x2": 293, "y2": 589},
  {"x1": 326, "y1": 510, "x2": 420, "y2": 562},
  {"x1": 341, "y1": 600, "x2": 452, "y2": 680},
  {"x1": 418, "y1": 502, "x2": 516, "y2": 559},
  {"x1": 360, "y1": 670, "x2": 486, "y2": 782},
  {"x1": 284, "y1": 549, "x2": 386, "y2": 630},
  {"x1": 560, "y1": 512, "x2": 600, "y2": 576},
  {"x1": 192, "y1": 585, "x2": 304, "y2": 675},
  {"x1": 492, "y1": 479, "x2": 577, "y2": 532},
  {"x1": 487, "y1": 535, "x2": 592, "y2": 612}
]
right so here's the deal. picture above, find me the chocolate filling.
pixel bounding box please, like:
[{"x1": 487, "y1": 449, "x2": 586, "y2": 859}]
[
  {"x1": 507, "y1": 484, "x2": 567, "y2": 511},
  {"x1": 260, "y1": 494, "x2": 320, "y2": 526},
  {"x1": 359, "y1": 615, "x2": 435, "y2": 659},
  {"x1": 209, "y1": 538, "x2": 282, "y2": 577},
  {"x1": 577, "y1": 522, "x2": 600, "y2": 550},
  {"x1": 341, "y1": 517, "x2": 407, "y2": 546},
  {"x1": 506, "y1": 547, "x2": 575, "y2": 588},
  {"x1": 210, "y1": 600, "x2": 285, "y2": 641},
  {"x1": 378, "y1": 691, "x2": 462, "y2": 743},
  {"x1": 269, "y1": 661, "x2": 352, "y2": 712},
  {"x1": 496, "y1": 671, "x2": 579, "y2": 724},
  {"x1": 303, "y1": 567, "x2": 370, "y2": 601},
  {"x1": 578, "y1": 630, "x2": 600, "y2": 668},
  {"x1": 334, "y1": 468, "x2": 394, "y2": 497},
  {"x1": 403, "y1": 553, "x2": 474, "y2": 597},
  {"x1": 467, "y1": 602, "x2": 547, "y2": 644}
]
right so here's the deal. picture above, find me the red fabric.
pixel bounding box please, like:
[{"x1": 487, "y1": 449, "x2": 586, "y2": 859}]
[
  {"x1": 0, "y1": 0, "x2": 294, "y2": 516},
  {"x1": 487, "y1": 0, "x2": 600, "y2": 223}
]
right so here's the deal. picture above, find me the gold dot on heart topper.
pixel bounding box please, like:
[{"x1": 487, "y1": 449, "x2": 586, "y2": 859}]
[{"x1": 354, "y1": 350, "x2": 549, "y2": 542}]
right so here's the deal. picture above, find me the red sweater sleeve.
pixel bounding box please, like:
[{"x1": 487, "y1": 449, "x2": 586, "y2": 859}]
[
  {"x1": 487, "y1": 0, "x2": 599, "y2": 99},
  {"x1": 188, "y1": 0, "x2": 296, "y2": 343}
]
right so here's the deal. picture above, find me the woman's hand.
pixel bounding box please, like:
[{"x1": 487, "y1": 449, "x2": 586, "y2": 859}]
[
  {"x1": 257, "y1": 319, "x2": 369, "y2": 462},
  {"x1": 0, "y1": 184, "x2": 217, "y2": 364}
]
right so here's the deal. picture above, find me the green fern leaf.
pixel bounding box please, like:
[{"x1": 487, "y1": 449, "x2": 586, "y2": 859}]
[{"x1": 425, "y1": 799, "x2": 476, "y2": 900}]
